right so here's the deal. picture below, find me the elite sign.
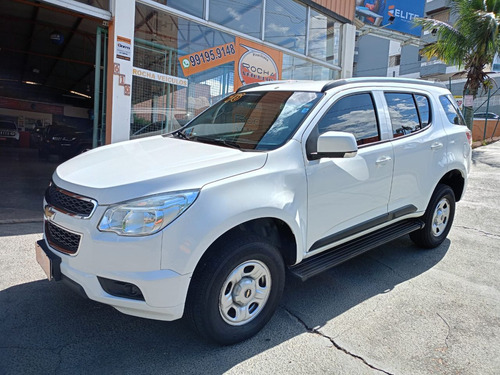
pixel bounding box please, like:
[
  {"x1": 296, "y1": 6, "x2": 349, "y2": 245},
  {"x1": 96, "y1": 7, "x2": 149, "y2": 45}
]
[{"x1": 355, "y1": 0, "x2": 425, "y2": 36}]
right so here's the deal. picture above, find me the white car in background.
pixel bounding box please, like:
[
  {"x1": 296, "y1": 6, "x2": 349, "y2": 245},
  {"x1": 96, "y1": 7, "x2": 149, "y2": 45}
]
[
  {"x1": 36, "y1": 78, "x2": 472, "y2": 345},
  {"x1": 0, "y1": 120, "x2": 20, "y2": 146}
]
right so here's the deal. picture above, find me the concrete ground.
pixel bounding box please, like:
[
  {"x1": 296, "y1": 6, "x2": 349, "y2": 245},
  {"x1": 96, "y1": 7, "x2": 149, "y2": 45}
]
[{"x1": 0, "y1": 143, "x2": 499, "y2": 375}]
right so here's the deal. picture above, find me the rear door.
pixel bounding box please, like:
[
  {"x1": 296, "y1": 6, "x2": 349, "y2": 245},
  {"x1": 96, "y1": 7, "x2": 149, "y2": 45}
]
[{"x1": 384, "y1": 91, "x2": 448, "y2": 213}]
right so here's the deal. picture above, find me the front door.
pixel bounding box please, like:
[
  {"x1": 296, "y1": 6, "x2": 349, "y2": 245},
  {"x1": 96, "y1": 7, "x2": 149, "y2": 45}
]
[{"x1": 305, "y1": 92, "x2": 394, "y2": 252}]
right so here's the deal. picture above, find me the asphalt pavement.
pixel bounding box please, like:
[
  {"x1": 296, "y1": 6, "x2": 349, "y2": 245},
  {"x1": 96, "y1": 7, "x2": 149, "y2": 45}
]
[{"x1": 0, "y1": 143, "x2": 499, "y2": 375}]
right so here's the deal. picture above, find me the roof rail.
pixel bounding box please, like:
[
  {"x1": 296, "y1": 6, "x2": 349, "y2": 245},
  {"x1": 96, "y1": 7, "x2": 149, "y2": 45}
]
[
  {"x1": 321, "y1": 77, "x2": 447, "y2": 92},
  {"x1": 236, "y1": 81, "x2": 285, "y2": 92},
  {"x1": 236, "y1": 80, "x2": 314, "y2": 92}
]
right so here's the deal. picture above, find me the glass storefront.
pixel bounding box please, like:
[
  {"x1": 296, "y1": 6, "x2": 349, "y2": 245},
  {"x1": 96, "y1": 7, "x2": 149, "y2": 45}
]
[
  {"x1": 209, "y1": 0, "x2": 263, "y2": 39},
  {"x1": 132, "y1": 1, "x2": 344, "y2": 139},
  {"x1": 265, "y1": 0, "x2": 307, "y2": 54},
  {"x1": 152, "y1": 0, "x2": 204, "y2": 18},
  {"x1": 132, "y1": 4, "x2": 236, "y2": 138},
  {"x1": 72, "y1": 0, "x2": 110, "y2": 10},
  {"x1": 309, "y1": 9, "x2": 342, "y2": 66}
]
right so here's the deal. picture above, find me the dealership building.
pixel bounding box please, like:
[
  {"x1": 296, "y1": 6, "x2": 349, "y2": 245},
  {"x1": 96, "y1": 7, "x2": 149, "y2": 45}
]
[{"x1": 0, "y1": 0, "x2": 357, "y2": 147}]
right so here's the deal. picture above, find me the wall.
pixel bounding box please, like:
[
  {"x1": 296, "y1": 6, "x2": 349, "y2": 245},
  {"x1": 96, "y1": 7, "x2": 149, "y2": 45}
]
[
  {"x1": 399, "y1": 45, "x2": 421, "y2": 76},
  {"x1": 310, "y1": 0, "x2": 355, "y2": 21},
  {"x1": 354, "y1": 35, "x2": 390, "y2": 77}
]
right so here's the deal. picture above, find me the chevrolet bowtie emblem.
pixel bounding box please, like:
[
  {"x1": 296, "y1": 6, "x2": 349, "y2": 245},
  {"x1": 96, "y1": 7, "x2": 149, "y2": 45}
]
[{"x1": 44, "y1": 205, "x2": 56, "y2": 220}]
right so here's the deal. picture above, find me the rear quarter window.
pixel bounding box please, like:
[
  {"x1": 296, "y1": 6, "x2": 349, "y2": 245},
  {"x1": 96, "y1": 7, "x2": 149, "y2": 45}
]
[{"x1": 439, "y1": 95, "x2": 466, "y2": 125}]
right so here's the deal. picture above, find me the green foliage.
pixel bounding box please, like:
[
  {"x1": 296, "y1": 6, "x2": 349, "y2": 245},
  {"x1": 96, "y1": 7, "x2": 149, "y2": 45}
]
[{"x1": 414, "y1": 0, "x2": 500, "y2": 98}]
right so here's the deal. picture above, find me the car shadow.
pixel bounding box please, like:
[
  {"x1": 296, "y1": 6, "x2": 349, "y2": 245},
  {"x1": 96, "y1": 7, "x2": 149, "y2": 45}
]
[
  {"x1": 0, "y1": 236, "x2": 449, "y2": 374},
  {"x1": 282, "y1": 236, "x2": 450, "y2": 329}
]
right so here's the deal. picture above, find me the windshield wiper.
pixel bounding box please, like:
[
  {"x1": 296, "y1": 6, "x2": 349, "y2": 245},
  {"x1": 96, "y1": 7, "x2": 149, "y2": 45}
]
[
  {"x1": 193, "y1": 136, "x2": 242, "y2": 150},
  {"x1": 171, "y1": 129, "x2": 190, "y2": 140},
  {"x1": 214, "y1": 138, "x2": 242, "y2": 150}
]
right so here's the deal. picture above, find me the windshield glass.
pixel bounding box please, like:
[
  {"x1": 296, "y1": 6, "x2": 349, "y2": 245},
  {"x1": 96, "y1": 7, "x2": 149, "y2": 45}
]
[{"x1": 177, "y1": 91, "x2": 322, "y2": 151}]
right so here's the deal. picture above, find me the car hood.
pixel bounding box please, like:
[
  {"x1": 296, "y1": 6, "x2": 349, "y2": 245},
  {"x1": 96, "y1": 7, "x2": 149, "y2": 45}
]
[{"x1": 52, "y1": 136, "x2": 268, "y2": 204}]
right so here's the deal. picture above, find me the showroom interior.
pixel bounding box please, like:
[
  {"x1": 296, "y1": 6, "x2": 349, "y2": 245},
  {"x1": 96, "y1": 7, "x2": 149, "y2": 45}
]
[
  {"x1": 0, "y1": 0, "x2": 109, "y2": 160},
  {"x1": 0, "y1": 0, "x2": 355, "y2": 163}
]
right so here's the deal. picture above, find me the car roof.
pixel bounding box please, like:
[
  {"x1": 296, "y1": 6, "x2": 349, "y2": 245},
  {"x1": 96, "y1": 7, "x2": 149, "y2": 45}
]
[{"x1": 238, "y1": 77, "x2": 447, "y2": 93}]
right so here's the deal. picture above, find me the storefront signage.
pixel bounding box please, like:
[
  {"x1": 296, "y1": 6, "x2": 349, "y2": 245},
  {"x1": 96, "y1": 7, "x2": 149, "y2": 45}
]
[
  {"x1": 237, "y1": 45, "x2": 279, "y2": 85},
  {"x1": 355, "y1": 0, "x2": 425, "y2": 36},
  {"x1": 234, "y1": 38, "x2": 282, "y2": 90},
  {"x1": 132, "y1": 67, "x2": 188, "y2": 87},
  {"x1": 116, "y1": 36, "x2": 132, "y2": 61},
  {"x1": 178, "y1": 42, "x2": 236, "y2": 77},
  {"x1": 177, "y1": 38, "x2": 282, "y2": 90}
]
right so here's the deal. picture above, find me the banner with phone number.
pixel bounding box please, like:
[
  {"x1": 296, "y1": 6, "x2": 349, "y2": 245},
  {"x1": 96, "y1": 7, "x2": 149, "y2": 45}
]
[{"x1": 178, "y1": 42, "x2": 236, "y2": 77}]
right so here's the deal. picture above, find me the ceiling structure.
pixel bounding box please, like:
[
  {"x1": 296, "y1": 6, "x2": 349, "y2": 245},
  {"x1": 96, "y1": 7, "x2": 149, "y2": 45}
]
[{"x1": 0, "y1": 0, "x2": 107, "y2": 107}]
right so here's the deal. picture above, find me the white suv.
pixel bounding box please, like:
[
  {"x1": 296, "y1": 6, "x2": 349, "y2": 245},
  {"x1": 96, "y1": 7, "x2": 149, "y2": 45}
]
[{"x1": 36, "y1": 78, "x2": 471, "y2": 345}]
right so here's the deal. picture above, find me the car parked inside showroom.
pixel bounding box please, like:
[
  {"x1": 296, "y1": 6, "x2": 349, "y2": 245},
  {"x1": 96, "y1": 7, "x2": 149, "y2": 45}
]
[
  {"x1": 0, "y1": 120, "x2": 20, "y2": 146},
  {"x1": 38, "y1": 125, "x2": 92, "y2": 160}
]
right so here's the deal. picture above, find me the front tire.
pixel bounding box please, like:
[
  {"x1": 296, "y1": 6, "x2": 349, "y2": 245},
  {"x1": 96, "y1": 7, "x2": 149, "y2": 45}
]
[
  {"x1": 185, "y1": 235, "x2": 285, "y2": 345},
  {"x1": 410, "y1": 184, "x2": 455, "y2": 249}
]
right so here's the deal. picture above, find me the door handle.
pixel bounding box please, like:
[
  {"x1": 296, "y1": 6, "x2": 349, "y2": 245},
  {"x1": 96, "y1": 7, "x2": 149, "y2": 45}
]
[
  {"x1": 431, "y1": 142, "x2": 444, "y2": 150},
  {"x1": 376, "y1": 156, "x2": 392, "y2": 165}
]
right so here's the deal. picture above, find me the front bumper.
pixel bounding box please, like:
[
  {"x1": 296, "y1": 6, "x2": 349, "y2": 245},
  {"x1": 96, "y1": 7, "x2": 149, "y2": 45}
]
[{"x1": 36, "y1": 238, "x2": 190, "y2": 321}]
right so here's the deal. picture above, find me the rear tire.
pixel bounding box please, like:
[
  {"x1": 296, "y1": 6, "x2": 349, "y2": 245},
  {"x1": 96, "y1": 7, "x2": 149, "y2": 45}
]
[
  {"x1": 185, "y1": 235, "x2": 285, "y2": 345},
  {"x1": 410, "y1": 184, "x2": 455, "y2": 249}
]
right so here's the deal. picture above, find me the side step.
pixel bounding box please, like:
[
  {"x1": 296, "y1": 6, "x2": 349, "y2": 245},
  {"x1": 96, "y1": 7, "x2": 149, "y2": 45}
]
[{"x1": 289, "y1": 219, "x2": 424, "y2": 281}]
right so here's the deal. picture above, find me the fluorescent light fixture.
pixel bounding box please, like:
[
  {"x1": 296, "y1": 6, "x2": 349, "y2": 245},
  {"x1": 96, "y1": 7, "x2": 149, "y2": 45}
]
[
  {"x1": 70, "y1": 90, "x2": 92, "y2": 99},
  {"x1": 23, "y1": 81, "x2": 41, "y2": 85}
]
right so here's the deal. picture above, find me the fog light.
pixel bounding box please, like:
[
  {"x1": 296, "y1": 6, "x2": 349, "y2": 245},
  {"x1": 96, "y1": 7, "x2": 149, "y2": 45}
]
[{"x1": 97, "y1": 277, "x2": 145, "y2": 301}]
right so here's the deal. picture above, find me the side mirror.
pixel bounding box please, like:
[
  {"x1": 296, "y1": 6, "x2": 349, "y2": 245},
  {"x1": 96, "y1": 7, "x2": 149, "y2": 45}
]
[{"x1": 314, "y1": 131, "x2": 358, "y2": 159}]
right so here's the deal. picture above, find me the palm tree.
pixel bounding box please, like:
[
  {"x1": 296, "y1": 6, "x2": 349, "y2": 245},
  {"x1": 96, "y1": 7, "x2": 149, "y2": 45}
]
[{"x1": 415, "y1": 0, "x2": 500, "y2": 127}]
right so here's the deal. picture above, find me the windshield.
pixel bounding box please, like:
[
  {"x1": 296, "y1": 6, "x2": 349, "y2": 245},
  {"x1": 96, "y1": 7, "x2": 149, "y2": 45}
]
[
  {"x1": 0, "y1": 121, "x2": 17, "y2": 130},
  {"x1": 176, "y1": 91, "x2": 322, "y2": 151}
]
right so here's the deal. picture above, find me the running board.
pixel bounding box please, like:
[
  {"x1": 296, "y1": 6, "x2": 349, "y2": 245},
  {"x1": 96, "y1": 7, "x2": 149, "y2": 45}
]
[{"x1": 289, "y1": 219, "x2": 424, "y2": 281}]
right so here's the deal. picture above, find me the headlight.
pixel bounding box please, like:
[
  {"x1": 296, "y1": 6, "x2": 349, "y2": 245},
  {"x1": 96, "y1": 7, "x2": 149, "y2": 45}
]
[
  {"x1": 98, "y1": 190, "x2": 199, "y2": 236},
  {"x1": 62, "y1": 137, "x2": 76, "y2": 141}
]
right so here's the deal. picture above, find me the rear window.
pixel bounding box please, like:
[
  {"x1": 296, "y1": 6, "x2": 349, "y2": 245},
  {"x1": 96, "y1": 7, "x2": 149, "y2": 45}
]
[
  {"x1": 439, "y1": 95, "x2": 466, "y2": 125},
  {"x1": 384, "y1": 93, "x2": 431, "y2": 137}
]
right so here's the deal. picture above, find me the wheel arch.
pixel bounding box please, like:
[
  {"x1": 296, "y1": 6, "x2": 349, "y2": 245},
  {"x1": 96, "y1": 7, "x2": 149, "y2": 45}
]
[
  {"x1": 190, "y1": 217, "x2": 298, "y2": 280},
  {"x1": 438, "y1": 169, "x2": 465, "y2": 202}
]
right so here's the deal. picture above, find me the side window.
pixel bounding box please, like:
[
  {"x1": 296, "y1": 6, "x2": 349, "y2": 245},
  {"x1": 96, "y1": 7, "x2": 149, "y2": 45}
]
[
  {"x1": 317, "y1": 93, "x2": 380, "y2": 145},
  {"x1": 439, "y1": 95, "x2": 466, "y2": 125},
  {"x1": 385, "y1": 93, "x2": 425, "y2": 137}
]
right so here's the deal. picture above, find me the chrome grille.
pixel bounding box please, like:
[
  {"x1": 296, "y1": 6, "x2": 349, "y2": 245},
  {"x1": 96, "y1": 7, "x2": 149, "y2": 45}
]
[
  {"x1": 45, "y1": 221, "x2": 81, "y2": 255},
  {"x1": 45, "y1": 184, "x2": 96, "y2": 218}
]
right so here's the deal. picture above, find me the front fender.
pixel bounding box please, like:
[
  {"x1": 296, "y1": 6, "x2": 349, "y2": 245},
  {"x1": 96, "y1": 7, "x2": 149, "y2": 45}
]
[{"x1": 160, "y1": 159, "x2": 308, "y2": 275}]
